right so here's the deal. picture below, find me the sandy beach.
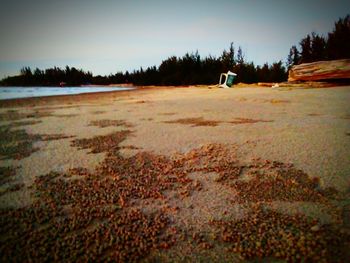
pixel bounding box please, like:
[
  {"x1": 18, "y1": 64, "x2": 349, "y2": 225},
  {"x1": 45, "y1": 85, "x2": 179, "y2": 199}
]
[{"x1": 1, "y1": 85, "x2": 350, "y2": 261}]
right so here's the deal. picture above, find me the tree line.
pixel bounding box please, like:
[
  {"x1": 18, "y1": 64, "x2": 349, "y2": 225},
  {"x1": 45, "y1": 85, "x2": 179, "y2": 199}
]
[
  {"x1": 0, "y1": 44, "x2": 287, "y2": 87},
  {"x1": 0, "y1": 66, "x2": 93, "y2": 87},
  {"x1": 1, "y1": 14, "x2": 348, "y2": 87},
  {"x1": 129, "y1": 45, "x2": 287, "y2": 85},
  {"x1": 287, "y1": 14, "x2": 350, "y2": 69}
]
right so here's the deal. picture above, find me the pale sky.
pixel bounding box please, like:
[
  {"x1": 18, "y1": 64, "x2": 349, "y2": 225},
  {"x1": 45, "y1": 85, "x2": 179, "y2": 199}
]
[{"x1": 0, "y1": 0, "x2": 349, "y2": 78}]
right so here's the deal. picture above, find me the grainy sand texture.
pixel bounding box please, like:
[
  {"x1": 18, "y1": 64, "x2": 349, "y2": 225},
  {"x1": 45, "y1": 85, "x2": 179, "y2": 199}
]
[{"x1": 1, "y1": 86, "x2": 349, "y2": 262}]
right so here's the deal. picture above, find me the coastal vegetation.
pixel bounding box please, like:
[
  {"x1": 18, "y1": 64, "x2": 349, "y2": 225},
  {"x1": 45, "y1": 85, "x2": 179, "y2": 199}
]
[
  {"x1": 287, "y1": 15, "x2": 350, "y2": 68},
  {"x1": 0, "y1": 15, "x2": 348, "y2": 87},
  {"x1": 0, "y1": 45, "x2": 287, "y2": 86}
]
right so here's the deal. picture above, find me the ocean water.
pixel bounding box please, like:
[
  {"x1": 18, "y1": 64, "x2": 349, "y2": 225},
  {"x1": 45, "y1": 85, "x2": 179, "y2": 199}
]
[{"x1": 0, "y1": 86, "x2": 134, "y2": 100}]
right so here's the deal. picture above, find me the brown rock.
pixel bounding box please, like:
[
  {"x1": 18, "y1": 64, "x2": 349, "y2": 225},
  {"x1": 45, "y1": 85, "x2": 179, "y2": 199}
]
[{"x1": 288, "y1": 59, "x2": 350, "y2": 82}]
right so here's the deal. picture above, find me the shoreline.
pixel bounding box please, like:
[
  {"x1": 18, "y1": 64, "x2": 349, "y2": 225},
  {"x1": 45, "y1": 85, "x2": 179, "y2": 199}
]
[
  {"x1": 2, "y1": 81, "x2": 348, "y2": 107},
  {"x1": 0, "y1": 89, "x2": 134, "y2": 107},
  {"x1": 0, "y1": 85, "x2": 194, "y2": 107}
]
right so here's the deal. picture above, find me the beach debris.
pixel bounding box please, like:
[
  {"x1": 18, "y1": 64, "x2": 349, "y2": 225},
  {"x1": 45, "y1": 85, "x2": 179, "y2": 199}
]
[
  {"x1": 219, "y1": 71, "x2": 237, "y2": 88},
  {"x1": 288, "y1": 59, "x2": 350, "y2": 82}
]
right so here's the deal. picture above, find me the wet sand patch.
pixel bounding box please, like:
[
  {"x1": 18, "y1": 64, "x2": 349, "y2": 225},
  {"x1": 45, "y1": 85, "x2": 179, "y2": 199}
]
[
  {"x1": 228, "y1": 118, "x2": 273, "y2": 124},
  {"x1": 5, "y1": 120, "x2": 42, "y2": 127},
  {"x1": 88, "y1": 119, "x2": 133, "y2": 128},
  {"x1": 0, "y1": 110, "x2": 53, "y2": 121},
  {"x1": 90, "y1": 110, "x2": 106, "y2": 115},
  {"x1": 164, "y1": 117, "x2": 221, "y2": 127},
  {"x1": 0, "y1": 125, "x2": 74, "y2": 160},
  {"x1": 159, "y1": 112, "x2": 176, "y2": 116}
]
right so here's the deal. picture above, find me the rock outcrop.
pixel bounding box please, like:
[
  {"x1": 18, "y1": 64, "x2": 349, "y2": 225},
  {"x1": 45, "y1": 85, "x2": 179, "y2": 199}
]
[{"x1": 288, "y1": 59, "x2": 350, "y2": 82}]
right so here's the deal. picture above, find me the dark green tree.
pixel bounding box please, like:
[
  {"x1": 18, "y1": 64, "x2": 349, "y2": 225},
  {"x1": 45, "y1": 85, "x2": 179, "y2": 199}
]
[
  {"x1": 327, "y1": 15, "x2": 350, "y2": 59},
  {"x1": 299, "y1": 34, "x2": 312, "y2": 63},
  {"x1": 221, "y1": 42, "x2": 235, "y2": 72},
  {"x1": 287, "y1": 14, "x2": 350, "y2": 65},
  {"x1": 236, "y1": 46, "x2": 245, "y2": 65},
  {"x1": 311, "y1": 32, "x2": 327, "y2": 61},
  {"x1": 287, "y1": 45, "x2": 300, "y2": 69}
]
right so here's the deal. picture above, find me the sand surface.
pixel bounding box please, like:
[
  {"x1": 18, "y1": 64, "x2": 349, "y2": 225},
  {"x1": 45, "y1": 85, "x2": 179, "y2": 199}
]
[{"x1": 1, "y1": 85, "x2": 349, "y2": 261}]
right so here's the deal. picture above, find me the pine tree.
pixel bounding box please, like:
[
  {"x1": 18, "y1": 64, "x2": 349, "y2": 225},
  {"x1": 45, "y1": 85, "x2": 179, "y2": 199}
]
[
  {"x1": 311, "y1": 32, "x2": 326, "y2": 61},
  {"x1": 236, "y1": 46, "x2": 245, "y2": 65},
  {"x1": 327, "y1": 15, "x2": 350, "y2": 59},
  {"x1": 287, "y1": 45, "x2": 300, "y2": 69},
  {"x1": 300, "y1": 34, "x2": 312, "y2": 63}
]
